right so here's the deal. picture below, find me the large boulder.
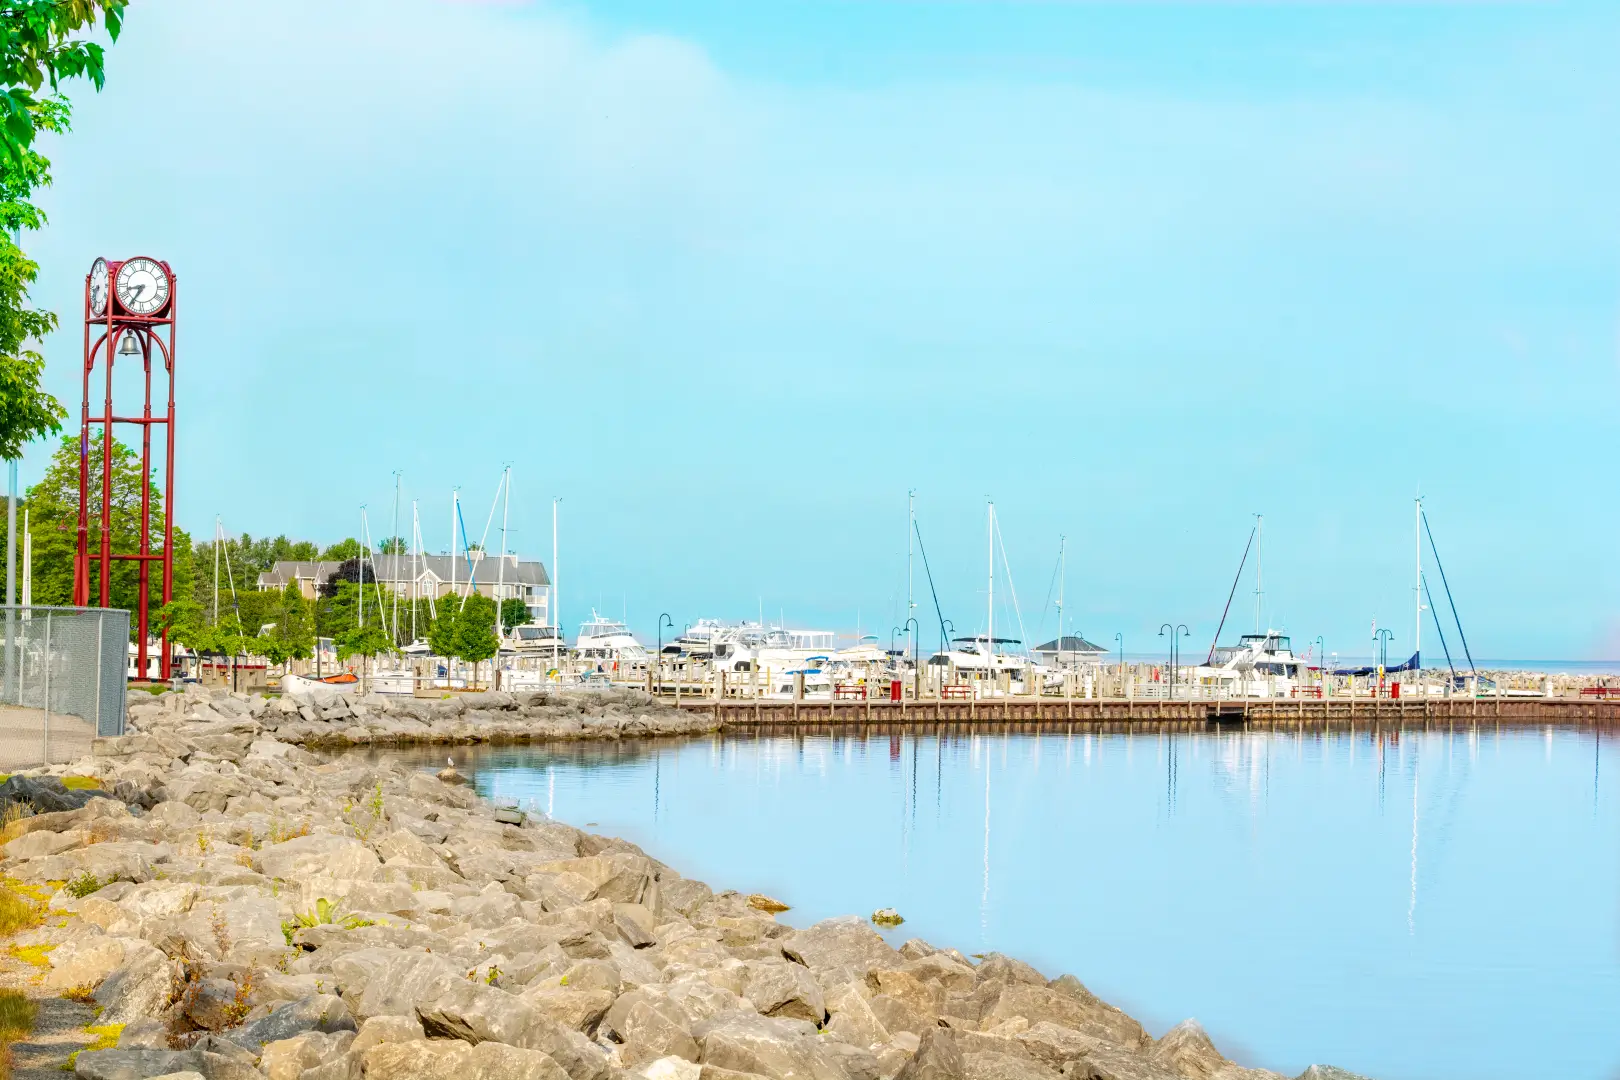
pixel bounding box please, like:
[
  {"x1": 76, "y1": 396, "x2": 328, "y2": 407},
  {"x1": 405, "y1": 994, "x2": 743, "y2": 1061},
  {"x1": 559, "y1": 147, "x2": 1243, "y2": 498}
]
[
  {"x1": 738, "y1": 959, "x2": 826, "y2": 1024},
  {"x1": 415, "y1": 981, "x2": 609, "y2": 1080},
  {"x1": 329, "y1": 948, "x2": 465, "y2": 1020},
  {"x1": 1295, "y1": 1069, "x2": 1373, "y2": 1080},
  {"x1": 223, "y1": 994, "x2": 356, "y2": 1050},
  {"x1": 42, "y1": 934, "x2": 128, "y2": 993},
  {"x1": 599, "y1": 989, "x2": 699, "y2": 1068},
  {"x1": 780, "y1": 917, "x2": 902, "y2": 980},
  {"x1": 696, "y1": 1011, "x2": 867, "y2": 1080},
  {"x1": 91, "y1": 941, "x2": 173, "y2": 1026},
  {"x1": 895, "y1": 1026, "x2": 967, "y2": 1080},
  {"x1": 982, "y1": 983, "x2": 1147, "y2": 1050},
  {"x1": 256, "y1": 833, "x2": 380, "y2": 882},
  {"x1": 1148, "y1": 1020, "x2": 1231, "y2": 1079},
  {"x1": 0, "y1": 774, "x2": 102, "y2": 814}
]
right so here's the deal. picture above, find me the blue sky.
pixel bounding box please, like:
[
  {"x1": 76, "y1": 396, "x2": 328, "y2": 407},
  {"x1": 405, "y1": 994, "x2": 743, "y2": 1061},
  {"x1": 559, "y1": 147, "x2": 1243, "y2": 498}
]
[{"x1": 23, "y1": 0, "x2": 1620, "y2": 660}]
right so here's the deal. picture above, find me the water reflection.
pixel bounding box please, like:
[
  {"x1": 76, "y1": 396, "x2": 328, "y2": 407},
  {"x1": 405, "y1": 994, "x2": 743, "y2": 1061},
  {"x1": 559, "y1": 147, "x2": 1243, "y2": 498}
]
[{"x1": 364, "y1": 723, "x2": 1619, "y2": 1080}]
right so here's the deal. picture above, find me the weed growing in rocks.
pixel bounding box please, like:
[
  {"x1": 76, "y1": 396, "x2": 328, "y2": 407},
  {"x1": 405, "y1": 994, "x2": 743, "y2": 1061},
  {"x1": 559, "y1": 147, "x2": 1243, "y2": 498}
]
[
  {"x1": 341, "y1": 782, "x2": 387, "y2": 841},
  {"x1": 234, "y1": 851, "x2": 254, "y2": 869},
  {"x1": 267, "y1": 816, "x2": 310, "y2": 845},
  {"x1": 224, "y1": 967, "x2": 258, "y2": 1027},
  {"x1": 60, "y1": 983, "x2": 97, "y2": 1005},
  {"x1": 209, "y1": 904, "x2": 231, "y2": 957},
  {"x1": 196, "y1": 830, "x2": 211, "y2": 854},
  {"x1": 64, "y1": 871, "x2": 103, "y2": 898},
  {"x1": 282, "y1": 898, "x2": 369, "y2": 945}
]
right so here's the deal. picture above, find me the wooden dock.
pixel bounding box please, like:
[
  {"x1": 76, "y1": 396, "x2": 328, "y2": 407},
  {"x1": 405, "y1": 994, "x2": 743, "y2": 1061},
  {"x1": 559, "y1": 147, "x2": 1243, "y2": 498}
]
[{"x1": 671, "y1": 696, "x2": 1620, "y2": 728}]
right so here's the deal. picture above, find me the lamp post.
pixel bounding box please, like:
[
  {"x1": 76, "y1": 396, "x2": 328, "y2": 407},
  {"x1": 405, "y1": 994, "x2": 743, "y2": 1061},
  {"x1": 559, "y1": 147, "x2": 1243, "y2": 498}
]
[
  {"x1": 657, "y1": 613, "x2": 673, "y2": 695},
  {"x1": 890, "y1": 626, "x2": 902, "y2": 664},
  {"x1": 1159, "y1": 624, "x2": 1188, "y2": 699},
  {"x1": 1375, "y1": 627, "x2": 1393, "y2": 695}
]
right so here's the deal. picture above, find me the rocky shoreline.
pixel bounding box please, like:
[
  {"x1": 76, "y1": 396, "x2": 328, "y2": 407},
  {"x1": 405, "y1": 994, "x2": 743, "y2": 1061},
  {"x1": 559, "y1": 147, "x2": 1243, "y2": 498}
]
[{"x1": 0, "y1": 685, "x2": 1368, "y2": 1080}]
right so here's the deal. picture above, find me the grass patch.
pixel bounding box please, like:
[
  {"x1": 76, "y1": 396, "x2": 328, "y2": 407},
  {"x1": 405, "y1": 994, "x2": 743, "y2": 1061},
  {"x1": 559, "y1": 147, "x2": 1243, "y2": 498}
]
[
  {"x1": 7, "y1": 943, "x2": 55, "y2": 969},
  {"x1": 0, "y1": 989, "x2": 34, "y2": 1043},
  {"x1": 0, "y1": 881, "x2": 46, "y2": 936}
]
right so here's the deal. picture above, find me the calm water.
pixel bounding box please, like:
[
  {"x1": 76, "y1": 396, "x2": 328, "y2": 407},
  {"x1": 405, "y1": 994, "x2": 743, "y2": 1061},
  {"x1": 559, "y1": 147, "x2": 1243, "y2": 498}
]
[{"x1": 371, "y1": 725, "x2": 1619, "y2": 1080}]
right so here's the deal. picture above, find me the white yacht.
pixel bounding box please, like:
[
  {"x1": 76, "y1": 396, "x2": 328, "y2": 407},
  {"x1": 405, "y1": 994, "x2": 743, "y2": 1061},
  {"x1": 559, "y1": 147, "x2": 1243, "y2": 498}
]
[
  {"x1": 509, "y1": 624, "x2": 566, "y2": 655},
  {"x1": 1186, "y1": 631, "x2": 1303, "y2": 698},
  {"x1": 575, "y1": 612, "x2": 647, "y2": 663},
  {"x1": 929, "y1": 636, "x2": 1040, "y2": 693}
]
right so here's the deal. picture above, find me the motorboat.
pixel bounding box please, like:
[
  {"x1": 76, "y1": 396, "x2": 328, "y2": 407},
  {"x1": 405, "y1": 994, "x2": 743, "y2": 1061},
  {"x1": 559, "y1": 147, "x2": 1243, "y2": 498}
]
[
  {"x1": 1185, "y1": 631, "x2": 1303, "y2": 698},
  {"x1": 575, "y1": 612, "x2": 647, "y2": 663}
]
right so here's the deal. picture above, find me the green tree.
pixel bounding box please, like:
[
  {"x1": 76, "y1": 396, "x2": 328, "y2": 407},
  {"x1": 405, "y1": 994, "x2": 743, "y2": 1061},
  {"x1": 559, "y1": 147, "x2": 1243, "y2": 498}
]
[
  {"x1": 322, "y1": 538, "x2": 362, "y2": 561},
  {"x1": 500, "y1": 597, "x2": 528, "y2": 633},
  {"x1": 261, "y1": 582, "x2": 313, "y2": 667},
  {"x1": 0, "y1": 3, "x2": 127, "y2": 459},
  {"x1": 336, "y1": 620, "x2": 390, "y2": 663},
  {"x1": 26, "y1": 433, "x2": 171, "y2": 624},
  {"x1": 427, "y1": 597, "x2": 459, "y2": 661},
  {"x1": 456, "y1": 594, "x2": 499, "y2": 687},
  {"x1": 377, "y1": 536, "x2": 406, "y2": 555}
]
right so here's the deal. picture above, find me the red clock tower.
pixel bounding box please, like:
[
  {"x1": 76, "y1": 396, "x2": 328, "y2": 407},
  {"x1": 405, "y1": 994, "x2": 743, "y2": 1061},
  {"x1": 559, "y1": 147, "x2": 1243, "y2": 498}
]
[{"x1": 75, "y1": 256, "x2": 177, "y2": 681}]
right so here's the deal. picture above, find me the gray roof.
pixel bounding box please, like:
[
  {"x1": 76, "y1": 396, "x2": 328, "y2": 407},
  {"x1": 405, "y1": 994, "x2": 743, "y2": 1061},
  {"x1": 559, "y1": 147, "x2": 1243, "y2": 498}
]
[
  {"x1": 1033, "y1": 635, "x2": 1108, "y2": 655},
  {"x1": 259, "y1": 553, "x2": 548, "y2": 589}
]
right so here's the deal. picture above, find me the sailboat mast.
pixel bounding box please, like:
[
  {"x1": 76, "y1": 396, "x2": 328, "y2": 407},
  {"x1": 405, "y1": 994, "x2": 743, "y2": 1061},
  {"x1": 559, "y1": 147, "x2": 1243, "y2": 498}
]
[
  {"x1": 1414, "y1": 496, "x2": 1423, "y2": 665},
  {"x1": 358, "y1": 508, "x2": 366, "y2": 629},
  {"x1": 907, "y1": 490, "x2": 915, "y2": 657},
  {"x1": 1254, "y1": 512, "x2": 1263, "y2": 633},
  {"x1": 212, "y1": 516, "x2": 221, "y2": 626},
  {"x1": 986, "y1": 500, "x2": 994, "y2": 681},
  {"x1": 390, "y1": 471, "x2": 401, "y2": 646},
  {"x1": 552, "y1": 497, "x2": 560, "y2": 674},
  {"x1": 1057, "y1": 535, "x2": 1066, "y2": 667},
  {"x1": 449, "y1": 490, "x2": 458, "y2": 601},
  {"x1": 496, "y1": 467, "x2": 510, "y2": 646},
  {"x1": 411, "y1": 500, "x2": 420, "y2": 643}
]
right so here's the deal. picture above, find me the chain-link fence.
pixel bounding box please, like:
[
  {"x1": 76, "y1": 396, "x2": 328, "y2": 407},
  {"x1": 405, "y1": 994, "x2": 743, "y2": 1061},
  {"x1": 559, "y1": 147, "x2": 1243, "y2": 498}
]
[{"x1": 0, "y1": 606, "x2": 129, "y2": 770}]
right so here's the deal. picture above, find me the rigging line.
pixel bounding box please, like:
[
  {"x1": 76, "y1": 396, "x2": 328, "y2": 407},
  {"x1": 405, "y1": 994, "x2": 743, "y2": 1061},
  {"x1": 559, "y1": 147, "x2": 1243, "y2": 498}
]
[
  {"x1": 1207, "y1": 526, "x2": 1256, "y2": 665},
  {"x1": 1037, "y1": 540, "x2": 1062, "y2": 644},
  {"x1": 911, "y1": 519, "x2": 950, "y2": 654},
  {"x1": 456, "y1": 499, "x2": 477, "y2": 612},
  {"x1": 1421, "y1": 510, "x2": 1475, "y2": 675},
  {"x1": 993, "y1": 515, "x2": 1029, "y2": 656},
  {"x1": 217, "y1": 524, "x2": 247, "y2": 640},
  {"x1": 474, "y1": 471, "x2": 505, "y2": 567},
  {"x1": 1422, "y1": 572, "x2": 1457, "y2": 682}
]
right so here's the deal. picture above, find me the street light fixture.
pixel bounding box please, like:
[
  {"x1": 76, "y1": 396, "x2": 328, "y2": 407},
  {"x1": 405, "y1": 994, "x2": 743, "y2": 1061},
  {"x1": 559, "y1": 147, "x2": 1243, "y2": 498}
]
[
  {"x1": 657, "y1": 613, "x2": 673, "y2": 694},
  {"x1": 1159, "y1": 623, "x2": 1190, "y2": 699}
]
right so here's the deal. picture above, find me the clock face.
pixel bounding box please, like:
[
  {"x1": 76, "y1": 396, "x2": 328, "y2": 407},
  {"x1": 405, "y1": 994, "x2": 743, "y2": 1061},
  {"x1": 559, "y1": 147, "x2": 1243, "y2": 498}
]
[
  {"x1": 88, "y1": 258, "x2": 109, "y2": 316},
  {"x1": 115, "y1": 257, "x2": 170, "y2": 315}
]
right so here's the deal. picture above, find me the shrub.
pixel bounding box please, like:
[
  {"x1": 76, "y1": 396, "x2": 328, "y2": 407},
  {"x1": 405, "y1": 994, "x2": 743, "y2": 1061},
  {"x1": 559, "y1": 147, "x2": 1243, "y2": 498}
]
[{"x1": 64, "y1": 871, "x2": 103, "y2": 899}]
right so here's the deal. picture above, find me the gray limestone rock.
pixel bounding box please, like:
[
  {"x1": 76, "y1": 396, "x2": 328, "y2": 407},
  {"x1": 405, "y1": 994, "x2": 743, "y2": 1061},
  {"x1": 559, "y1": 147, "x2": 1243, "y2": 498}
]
[
  {"x1": 223, "y1": 993, "x2": 356, "y2": 1049},
  {"x1": 91, "y1": 941, "x2": 173, "y2": 1026},
  {"x1": 1294, "y1": 1069, "x2": 1373, "y2": 1080},
  {"x1": 72, "y1": 1049, "x2": 206, "y2": 1079}
]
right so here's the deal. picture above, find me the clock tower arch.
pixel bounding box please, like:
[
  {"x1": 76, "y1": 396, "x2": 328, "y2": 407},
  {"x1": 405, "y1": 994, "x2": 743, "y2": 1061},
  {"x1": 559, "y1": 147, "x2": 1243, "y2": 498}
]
[{"x1": 75, "y1": 256, "x2": 178, "y2": 681}]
